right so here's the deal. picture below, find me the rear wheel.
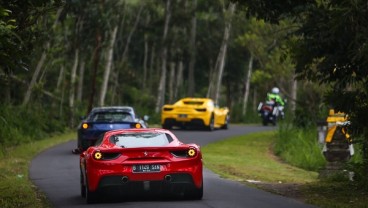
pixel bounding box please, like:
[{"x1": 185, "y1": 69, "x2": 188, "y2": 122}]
[
  {"x1": 188, "y1": 183, "x2": 203, "y2": 200},
  {"x1": 262, "y1": 116, "x2": 268, "y2": 126},
  {"x1": 80, "y1": 172, "x2": 86, "y2": 198},
  {"x1": 206, "y1": 115, "x2": 214, "y2": 131},
  {"x1": 85, "y1": 177, "x2": 98, "y2": 204},
  {"x1": 221, "y1": 114, "x2": 229, "y2": 129},
  {"x1": 162, "y1": 123, "x2": 172, "y2": 129}
]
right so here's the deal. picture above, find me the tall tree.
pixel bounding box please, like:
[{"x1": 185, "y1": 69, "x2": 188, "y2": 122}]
[
  {"x1": 99, "y1": 25, "x2": 118, "y2": 106},
  {"x1": 155, "y1": 0, "x2": 171, "y2": 113},
  {"x1": 242, "y1": 55, "x2": 253, "y2": 116},
  {"x1": 212, "y1": 2, "x2": 236, "y2": 104},
  {"x1": 187, "y1": 0, "x2": 197, "y2": 96}
]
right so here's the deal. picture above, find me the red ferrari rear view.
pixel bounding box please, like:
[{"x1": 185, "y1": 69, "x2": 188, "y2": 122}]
[{"x1": 79, "y1": 128, "x2": 203, "y2": 203}]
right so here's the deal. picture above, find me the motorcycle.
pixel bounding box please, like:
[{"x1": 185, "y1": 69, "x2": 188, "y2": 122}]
[{"x1": 257, "y1": 100, "x2": 279, "y2": 126}]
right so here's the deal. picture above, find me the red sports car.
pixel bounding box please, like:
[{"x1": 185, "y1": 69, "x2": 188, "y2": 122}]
[{"x1": 80, "y1": 128, "x2": 203, "y2": 203}]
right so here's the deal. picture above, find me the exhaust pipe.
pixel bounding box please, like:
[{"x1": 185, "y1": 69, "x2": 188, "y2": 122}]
[
  {"x1": 122, "y1": 176, "x2": 129, "y2": 183},
  {"x1": 164, "y1": 175, "x2": 172, "y2": 182}
]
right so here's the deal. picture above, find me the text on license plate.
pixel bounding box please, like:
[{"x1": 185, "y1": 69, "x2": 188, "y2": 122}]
[
  {"x1": 132, "y1": 164, "x2": 161, "y2": 173},
  {"x1": 178, "y1": 114, "x2": 187, "y2": 118}
]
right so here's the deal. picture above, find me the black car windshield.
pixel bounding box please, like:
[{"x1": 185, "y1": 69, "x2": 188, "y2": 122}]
[
  {"x1": 90, "y1": 112, "x2": 133, "y2": 122},
  {"x1": 110, "y1": 132, "x2": 173, "y2": 148}
]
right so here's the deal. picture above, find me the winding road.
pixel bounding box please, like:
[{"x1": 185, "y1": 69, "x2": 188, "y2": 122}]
[{"x1": 30, "y1": 125, "x2": 316, "y2": 208}]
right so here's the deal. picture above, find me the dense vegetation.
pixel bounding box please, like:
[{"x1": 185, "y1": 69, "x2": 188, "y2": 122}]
[{"x1": 1, "y1": 0, "x2": 368, "y2": 188}]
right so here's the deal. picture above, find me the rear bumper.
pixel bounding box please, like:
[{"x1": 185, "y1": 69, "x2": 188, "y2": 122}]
[
  {"x1": 163, "y1": 118, "x2": 207, "y2": 127},
  {"x1": 161, "y1": 111, "x2": 211, "y2": 127},
  {"x1": 85, "y1": 160, "x2": 203, "y2": 192},
  {"x1": 97, "y1": 173, "x2": 199, "y2": 196}
]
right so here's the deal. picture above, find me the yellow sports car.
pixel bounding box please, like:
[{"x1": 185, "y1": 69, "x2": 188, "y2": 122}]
[{"x1": 161, "y1": 97, "x2": 230, "y2": 131}]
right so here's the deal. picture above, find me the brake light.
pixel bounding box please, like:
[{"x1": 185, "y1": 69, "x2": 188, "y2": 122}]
[
  {"x1": 163, "y1": 107, "x2": 173, "y2": 111},
  {"x1": 93, "y1": 151, "x2": 102, "y2": 160},
  {"x1": 188, "y1": 148, "x2": 197, "y2": 157},
  {"x1": 195, "y1": 108, "x2": 206, "y2": 112},
  {"x1": 93, "y1": 151, "x2": 121, "y2": 160},
  {"x1": 171, "y1": 148, "x2": 197, "y2": 158},
  {"x1": 82, "y1": 123, "x2": 89, "y2": 129},
  {"x1": 132, "y1": 123, "x2": 142, "y2": 128}
]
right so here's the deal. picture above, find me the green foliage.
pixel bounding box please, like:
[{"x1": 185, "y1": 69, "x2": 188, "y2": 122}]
[
  {"x1": 274, "y1": 122, "x2": 326, "y2": 171},
  {"x1": 0, "y1": 104, "x2": 67, "y2": 148},
  {"x1": 230, "y1": 102, "x2": 260, "y2": 123},
  {"x1": 0, "y1": 132, "x2": 74, "y2": 208},
  {"x1": 292, "y1": 82, "x2": 328, "y2": 128}
]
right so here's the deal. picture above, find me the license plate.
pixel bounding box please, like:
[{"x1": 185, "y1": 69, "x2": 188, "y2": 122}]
[
  {"x1": 178, "y1": 114, "x2": 187, "y2": 118},
  {"x1": 132, "y1": 164, "x2": 161, "y2": 173}
]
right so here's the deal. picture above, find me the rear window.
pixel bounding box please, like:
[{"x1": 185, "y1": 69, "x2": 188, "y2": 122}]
[
  {"x1": 110, "y1": 132, "x2": 174, "y2": 148},
  {"x1": 183, "y1": 101, "x2": 204, "y2": 105},
  {"x1": 90, "y1": 112, "x2": 133, "y2": 122}
]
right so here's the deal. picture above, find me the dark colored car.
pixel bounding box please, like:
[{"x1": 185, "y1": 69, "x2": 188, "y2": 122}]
[
  {"x1": 80, "y1": 128, "x2": 203, "y2": 203},
  {"x1": 77, "y1": 106, "x2": 148, "y2": 151}
]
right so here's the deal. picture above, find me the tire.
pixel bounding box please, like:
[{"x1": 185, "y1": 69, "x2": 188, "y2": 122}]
[
  {"x1": 162, "y1": 123, "x2": 172, "y2": 130},
  {"x1": 272, "y1": 117, "x2": 277, "y2": 126},
  {"x1": 262, "y1": 116, "x2": 268, "y2": 126},
  {"x1": 85, "y1": 177, "x2": 98, "y2": 204},
  {"x1": 206, "y1": 115, "x2": 215, "y2": 131},
  {"x1": 221, "y1": 114, "x2": 229, "y2": 129},
  {"x1": 188, "y1": 183, "x2": 203, "y2": 200},
  {"x1": 80, "y1": 172, "x2": 86, "y2": 198}
]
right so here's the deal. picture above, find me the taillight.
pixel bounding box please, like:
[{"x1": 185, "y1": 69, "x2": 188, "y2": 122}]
[
  {"x1": 171, "y1": 147, "x2": 197, "y2": 158},
  {"x1": 93, "y1": 151, "x2": 121, "y2": 160},
  {"x1": 163, "y1": 107, "x2": 173, "y2": 111},
  {"x1": 195, "y1": 108, "x2": 206, "y2": 112},
  {"x1": 82, "y1": 123, "x2": 89, "y2": 129},
  {"x1": 187, "y1": 148, "x2": 197, "y2": 157},
  {"x1": 93, "y1": 151, "x2": 102, "y2": 160},
  {"x1": 131, "y1": 123, "x2": 142, "y2": 128}
]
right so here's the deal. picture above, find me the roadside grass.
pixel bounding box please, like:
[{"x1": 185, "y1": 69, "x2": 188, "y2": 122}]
[
  {"x1": 273, "y1": 123, "x2": 326, "y2": 171},
  {"x1": 0, "y1": 132, "x2": 75, "y2": 208},
  {"x1": 202, "y1": 130, "x2": 368, "y2": 208},
  {"x1": 202, "y1": 131, "x2": 318, "y2": 183}
]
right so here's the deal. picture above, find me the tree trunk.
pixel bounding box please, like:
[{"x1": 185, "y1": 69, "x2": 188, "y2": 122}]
[
  {"x1": 22, "y1": 42, "x2": 49, "y2": 106},
  {"x1": 99, "y1": 25, "x2": 118, "y2": 106},
  {"x1": 110, "y1": 69, "x2": 118, "y2": 105},
  {"x1": 290, "y1": 75, "x2": 297, "y2": 113},
  {"x1": 155, "y1": 48, "x2": 168, "y2": 113},
  {"x1": 168, "y1": 62, "x2": 175, "y2": 103},
  {"x1": 155, "y1": 0, "x2": 171, "y2": 113},
  {"x1": 174, "y1": 60, "x2": 183, "y2": 100},
  {"x1": 87, "y1": 31, "x2": 102, "y2": 114},
  {"x1": 213, "y1": 2, "x2": 236, "y2": 104},
  {"x1": 206, "y1": 58, "x2": 215, "y2": 98},
  {"x1": 56, "y1": 65, "x2": 64, "y2": 92},
  {"x1": 77, "y1": 60, "x2": 85, "y2": 102},
  {"x1": 187, "y1": 0, "x2": 197, "y2": 96},
  {"x1": 148, "y1": 43, "x2": 156, "y2": 92},
  {"x1": 242, "y1": 55, "x2": 253, "y2": 116},
  {"x1": 143, "y1": 34, "x2": 149, "y2": 89},
  {"x1": 69, "y1": 48, "x2": 79, "y2": 127}
]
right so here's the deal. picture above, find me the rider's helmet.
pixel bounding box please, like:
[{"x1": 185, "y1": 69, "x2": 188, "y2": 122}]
[{"x1": 271, "y1": 87, "x2": 280, "y2": 94}]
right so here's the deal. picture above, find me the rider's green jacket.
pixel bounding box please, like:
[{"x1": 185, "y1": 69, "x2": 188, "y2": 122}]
[{"x1": 267, "y1": 93, "x2": 285, "y2": 106}]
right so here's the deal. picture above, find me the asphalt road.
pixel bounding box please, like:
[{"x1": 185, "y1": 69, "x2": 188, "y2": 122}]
[{"x1": 30, "y1": 125, "x2": 316, "y2": 208}]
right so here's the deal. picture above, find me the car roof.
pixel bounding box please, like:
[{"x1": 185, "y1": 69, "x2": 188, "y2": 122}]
[
  {"x1": 180, "y1": 97, "x2": 212, "y2": 102},
  {"x1": 91, "y1": 106, "x2": 134, "y2": 113},
  {"x1": 105, "y1": 128, "x2": 173, "y2": 137}
]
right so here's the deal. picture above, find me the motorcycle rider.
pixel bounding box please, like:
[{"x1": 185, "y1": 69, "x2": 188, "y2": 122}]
[{"x1": 266, "y1": 87, "x2": 285, "y2": 118}]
